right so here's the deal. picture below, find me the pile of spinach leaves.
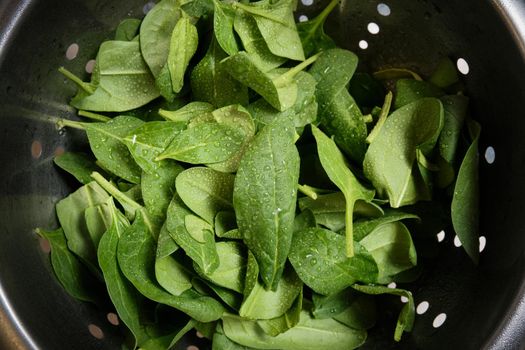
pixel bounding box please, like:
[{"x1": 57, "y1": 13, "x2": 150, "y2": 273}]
[{"x1": 39, "y1": 0, "x2": 481, "y2": 348}]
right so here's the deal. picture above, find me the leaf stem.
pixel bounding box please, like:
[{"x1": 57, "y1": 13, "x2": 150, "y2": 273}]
[
  {"x1": 312, "y1": 0, "x2": 340, "y2": 32},
  {"x1": 90, "y1": 172, "x2": 142, "y2": 212},
  {"x1": 366, "y1": 91, "x2": 393, "y2": 144},
  {"x1": 78, "y1": 110, "x2": 111, "y2": 122},
  {"x1": 297, "y1": 184, "x2": 318, "y2": 200},
  {"x1": 273, "y1": 52, "x2": 321, "y2": 86},
  {"x1": 58, "y1": 67, "x2": 95, "y2": 94},
  {"x1": 345, "y1": 199, "x2": 354, "y2": 257},
  {"x1": 57, "y1": 119, "x2": 85, "y2": 130}
]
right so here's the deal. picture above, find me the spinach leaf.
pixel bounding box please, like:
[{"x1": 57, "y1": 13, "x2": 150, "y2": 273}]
[
  {"x1": 212, "y1": 0, "x2": 239, "y2": 56},
  {"x1": 114, "y1": 18, "x2": 141, "y2": 41},
  {"x1": 64, "y1": 41, "x2": 160, "y2": 112},
  {"x1": 155, "y1": 225, "x2": 193, "y2": 296},
  {"x1": 97, "y1": 200, "x2": 149, "y2": 347},
  {"x1": 181, "y1": 0, "x2": 214, "y2": 18},
  {"x1": 215, "y1": 211, "x2": 237, "y2": 237},
  {"x1": 297, "y1": 0, "x2": 338, "y2": 57},
  {"x1": 84, "y1": 200, "x2": 112, "y2": 251},
  {"x1": 140, "y1": 0, "x2": 182, "y2": 77},
  {"x1": 363, "y1": 98, "x2": 444, "y2": 207},
  {"x1": 373, "y1": 68, "x2": 422, "y2": 82},
  {"x1": 333, "y1": 294, "x2": 377, "y2": 330},
  {"x1": 195, "y1": 241, "x2": 247, "y2": 293},
  {"x1": 309, "y1": 48, "x2": 367, "y2": 162},
  {"x1": 168, "y1": 16, "x2": 199, "y2": 93},
  {"x1": 233, "y1": 11, "x2": 286, "y2": 72},
  {"x1": 117, "y1": 211, "x2": 226, "y2": 322},
  {"x1": 212, "y1": 323, "x2": 252, "y2": 350},
  {"x1": 289, "y1": 227, "x2": 377, "y2": 295},
  {"x1": 299, "y1": 192, "x2": 383, "y2": 232},
  {"x1": 56, "y1": 181, "x2": 110, "y2": 274},
  {"x1": 83, "y1": 115, "x2": 145, "y2": 184},
  {"x1": 176, "y1": 167, "x2": 235, "y2": 224},
  {"x1": 248, "y1": 71, "x2": 318, "y2": 131},
  {"x1": 159, "y1": 101, "x2": 215, "y2": 122},
  {"x1": 36, "y1": 228, "x2": 100, "y2": 303},
  {"x1": 194, "y1": 277, "x2": 243, "y2": 311},
  {"x1": 257, "y1": 288, "x2": 302, "y2": 336},
  {"x1": 157, "y1": 122, "x2": 245, "y2": 164},
  {"x1": 54, "y1": 152, "x2": 102, "y2": 185},
  {"x1": 191, "y1": 39, "x2": 249, "y2": 108},
  {"x1": 166, "y1": 195, "x2": 220, "y2": 274},
  {"x1": 429, "y1": 57, "x2": 459, "y2": 89},
  {"x1": 352, "y1": 284, "x2": 414, "y2": 341},
  {"x1": 222, "y1": 309, "x2": 367, "y2": 350},
  {"x1": 293, "y1": 209, "x2": 316, "y2": 233},
  {"x1": 123, "y1": 121, "x2": 186, "y2": 174},
  {"x1": 312, "y1": 125, "x2": 375, "y2": 256},
  {"x1": 222, "y1": 51, "x2": 318, "y2": 111},
  {"x1": 240, "y1": 263, "x2": 302, "y2": 320},
  {"x1": 233, "y1": 117, "x2": 299, "y2": 290},
  {"x1": 353, "y1": 210, "x2": 420, "y2": 241},
  {"x1": 359, "y1": 222, "x2": 417, "y2": 283},
  {"x1": 394, "y1": 79, "x2": 443, "y2": 109},
  {"x1": 451, "y1": 120, "x2": 481, "y2": 264},
  {"x1": 141, "y1": 161, "x2": 184, "y2": 219},
  {"x1": 232, "y1": 0, "x2": 305, "y2": 61}
]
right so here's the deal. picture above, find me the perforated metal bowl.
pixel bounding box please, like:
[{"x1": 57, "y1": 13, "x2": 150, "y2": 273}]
[{"x1": 1, "y1": 0, "x2": 525, "y2": 349}]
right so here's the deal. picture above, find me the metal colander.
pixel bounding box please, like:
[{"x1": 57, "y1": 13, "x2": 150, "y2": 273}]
[{"x1": 1, "y1": 0, "x2": 525, "y2": 349}]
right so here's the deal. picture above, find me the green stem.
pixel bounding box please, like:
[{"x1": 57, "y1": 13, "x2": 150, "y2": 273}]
[
  {"x1": 366, "y1": 91, "x2": 393, "y2": 144},
  {"x1": 58, "y1": 67, "x2": 95, "y2": 94},
  {"x1": 311, "y1": 0, "x2": 340, "y2": 32},
  {"x1": 78, "y1": 110, "x2": 111, "y2": 122},
  {"x1": 57, "y1": 119, "x2": 85, "y2": 130},
  {"x1": 362, "y1": 114, "x2": 373, "y2": 123},
  {"x1": 90, "y1": 172, "x2": 142, "y2": 212},
  {"x1": 345, "y1": 199, "x2": 354, "y2": 257},
  {"x1": 297, "y1": 184, "x2": 318, "y2": 200},
  {"x1": 273, "y1": 52, "x2": 321, "y2": 86}
]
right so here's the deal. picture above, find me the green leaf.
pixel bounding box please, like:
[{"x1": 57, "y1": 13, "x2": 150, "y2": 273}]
[
  {"x1": 352, "y1": 284, "x2": 415, "y2": 341},
  {"x1": 232, "y1": 0, "x2": 305, "y2": 61},
  {"x1": 117, "y1": 210, "x2": 226, "y2": 322},
  {"x1": 84, "y1": 200, "x2": 112, "y2": 251},
  {"x1": 114, "y1": 18, "x2": 141, "y2": 41},
  {"x1": 293, "y1": 209, "x2": 316, "y2": 233},
  {"x1": 233, "y1": 117, "x2": 299, "y2": 290},
  {"x1": 191, "y1": 39, "x2": 249, "y2": 108},
  {"x1": 240, "y1": 263, "x2": 302, "y2": 320},
  {"x1": 68, "y1": 41, "x2": 160, "y2": 112},
  {"x1": 297, "y1": 0, "x2": 338, "y2": 57},
  {"x1": 215, "y1": 211, "x2": 237, "y2": 237},
  {"x1": 429, "y1": 57, "x2": 459, "y2": 89},
  {"x1": 176, "y1": 167, "x2": 235, "y2": 224},
  {"x1": 257, "y1": 288, "x2": 302, "y2": 336},
  {"x1": 84, "y1": 115, "x2": 145, "y2": 184},
  {"x1": 333, "y1": 294, "x2": 377, "y2": 330},
  {"x1": 54, "y1": 152, "x2": 102, "y2": 185},
  {"x1": 166, "y1": 195, "x2": 220, "y2": 274},
  {"x1": 311, "y1": 125, "x2": 375, "y2": 257},
  {"x1": 363, "y1": 98, "x2": 444, "y2": 207},
  {"x1": 451, "y1": 120, "x2": 481, "y2": 264},
  {"x1": 159, "y1": 101, "x2": 215, "y2": 123},
  {"x1": 140, "y1": 0, "x2": 182, "y2": 77},
  {"x1": 222, "y1": 309, "x2": 367, "y2": 350},
  {"x1": 123, "y1": 121, "x2": 186, "y2": 174},
  {"x1": 97, "y1": 199, "x2": 149, "y2": 347},
  {"x1": 195, "y1": 241, "x2": 247, "y2": 293},
  {"x1": 155, "y1": 226, "x2": 193, "y2": 296},
  {"x1": 309, "y1": 48, "x2": 367, "y2": 163},
  {"x1": 289, "y1": 227, "x2": 378, "y2": 295},
  {"x1": 141, "y1": 161, "x2": 184, "y2": 219},
  {"x1": 394, "y1": 79, "x2": 443, "y2": 109},
  {"x1": 353, "y1": 210, "x2": 420, "y2": 241},
  {"x1": 212, "y1": 323, "x2": 252, "y2": 350},
  {"x1": 157, "y1": 122, "x2": 245, "y2": 164},
  {"x1": 233, "y1": 11, "x2": 286, "y2": 72},
  {"x1": 56, "y1": 181, "x2": 110, "y2": 274},
  {"x1": 359, "y1": 222, "x2": 417, "y2": 283},
  {"x1": 248, "y1": 71, "x2": 318, "y2": 131},
  {"x1": 168, "y1": 17, "x2": 199, "y2": 93},
  {"x1": 213, "y1": 0, "x2": 239, "y2": 55},
  {"x1": 36, "y1": 228, "x2": 100, "y2": 303}
]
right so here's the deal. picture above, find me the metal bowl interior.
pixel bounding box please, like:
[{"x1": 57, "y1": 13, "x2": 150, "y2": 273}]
[{"x1": 1, "y1": 0, "x2": 525, "y2": 349}]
